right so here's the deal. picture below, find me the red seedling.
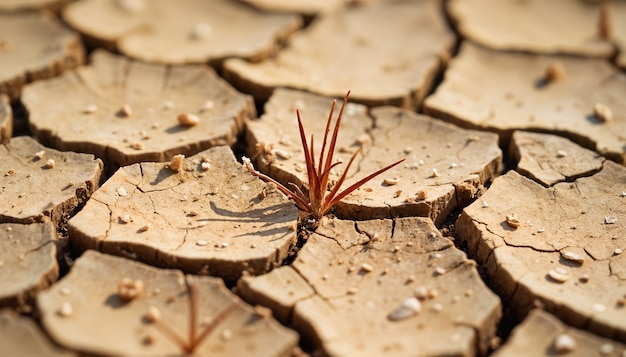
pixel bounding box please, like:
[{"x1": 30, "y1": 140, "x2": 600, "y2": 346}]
[{"x1": 244, "y1": 91, "x2": 405, "y2": 220}]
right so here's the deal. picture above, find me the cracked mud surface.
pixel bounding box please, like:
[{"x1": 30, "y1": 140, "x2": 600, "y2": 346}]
[
  {"x1": 37, "y1": 250, "x2": 297, "y2": 356},
  {"x1": 239, "y1": 217, "x2": 501, "y2": 356},
  {"x1": 3, "y1": 1, "x2": 626, "y2": 356},
  {"x1": 68, "y1": 146, "x2": 299, "y2": 281},
  {"x1": 0, "y1": 11, "x2": 83, "y2": 102},
  {"x1": 24, "y1": 50, "x2": 255, "y2": 173},
  {"x1": 224, "y1": 0, "x2": 454, "y2": 108},
  {"x1": 0, "y1": 136, "x2": 102, "y2": 226}
]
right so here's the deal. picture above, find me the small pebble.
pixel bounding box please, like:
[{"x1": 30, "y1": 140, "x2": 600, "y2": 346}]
[
  {"x1": 162, "y1": 100, "x2": 175, "y2": 109},
  {"x1": 600, "y1": 343, "x2": 614, "y2": 355},
  {"x1": 387, "y1": 297, "x2": 421, "y2": 321},
  {"x1": 274, "y1": 149, "x2": 291, "y2": 160},
  {"x1": 545, "y1": 62, "x2": 566, "y2": 82},
  {"x1": 605, "y1": 216, "x2": 618, "y2": 224},
  {"x1": 360, "y1": 263, "x2": 373, "y2": 273},
  {"x1": 138, "y1": 225, "x2": 150, "y2": 233},
  {"x1": 556, "y1": 150, "x2": 568, "y2": 158},
  {"x1": 431, "y1": 168, "x2": 440, "y2": 178},
  {"x1": 414, "y1": 286, "x2": 428, "y2": 300},
  {"x1": 45, "y1": 159, "x2": 56, "y2": 169},
  {"x1": 482, "y1": 200, "x2": 489, "y2": 208},
  {"x1": 548, "y1": 267, "x2": 570, "y2": 283},
  {"x1": 57, "y1": 302, "x2": 73, "y2": 317},
  {"x1": 146, "y1": 306, "x2": 161, "y2": 323},
  {"x1": 561, "y1": 250, "x2": 585, "y2": 264},
  {"x1": 615, "y1": 248, "x2": 623, "y2": 255},
  {"x1": 417, "y1": 190, "x2": 427, "y2": 200},
  {"x1": 505, "y1": 214, "x2": 521, "y2": 228},
  {"x1": 553, "y1": 333, "x2": 577, "y2": 354},
  {"x1": 200, "y1": 100, "x2": 214, "y2": 112},
  {"x1": 384, "y1": 177, "x2": 400, "y2": 186},
  {"x1": 220, "y1": 242, "x2": 228, "y2": 248},
  {"x1": 34, "y1": 150, "x2": 45, "y2": 160},
  {"x1": 177, "y1": 113, "x2": 200, "y2": 127},
  {"x1": 190, "y1": 22, "x2": 213, "y2": 40},
  {"x1": 579, "y1": 274, "x2": 590, "y2": 283},
  {"x1": 118, "y1": 104, "x2": 133, "y2": 117},
  {"x1": 592, "y1": 303, "x2": 606, "y2": 312},
  {"x1": 116, "y1": 186, "x2": 128, "y2": 197},
  {"x1": 196, "y1": 240, "x2": 208, "y2": 246},
  {"x1": 83, "y1": 104, "x2": 97, "y2": 114},
  {"x1": 593, "y1": 103, "x2": 612, "y2": 123},
  {"x1": 60, "y1": 287, "x2": 71, "y2": 295},
  {"x1": 118, "y1": 278, "x2": 144, "y2": 301},
  {"x1": 201, "y1": 162, "x2": 211, "y2": 171},
  {"x1": 347, "y1": 287, "x2": 359, "y2": 295},
  {"x1": 434, "y1": 267, "x2": 446, "y2": 276}
]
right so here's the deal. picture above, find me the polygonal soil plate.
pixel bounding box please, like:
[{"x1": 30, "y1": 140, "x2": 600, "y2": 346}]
[
  {"x1": 62, "y1": 0, "x2": 301, "y2": 65},
  {"x1": 225, "y1": 0, "x2": 454, "y2": 109},
  {"x1": 0, "y1": 136, "x2": 103, "y2": 226},
  {"x1": 0, "y1": 309, "x2": 76, "y2": 357},
  {"x1": 424, "y1": 43, "x2": 626, "y2": 164},
  {"x1": 239, "y1": 217, "x2": 501, "y2": 356},
  {"x1": 68, "y1": 146, "x2": 298, "y2": 281},
  {"x1": 23, "y1": 50, "x2": 255, "y2": 172},
  {"x1": 447, "y1": 0, "x2": 613, "y2": 57},
  {"x1": 37, "y1": 250, "x2": 298, "y2": 357},
  {"x1": 456, "y1": 162, "x2": 626, "y2": 341},
  {"x1": 0, "y1": 222, "x2": 58, "y2": 308},
  {"x1": 510, "y1": 131, "x2": 605, "y2": 187},
  {"x1": 0, "y1": 11, "x2": 83, "y2": 101},
  {"x1": 492, "y1": 309, "x2": 626, "y2": 357},
  {"x1": 246, "y1": 89, "x2": 502, "y2": 224}
]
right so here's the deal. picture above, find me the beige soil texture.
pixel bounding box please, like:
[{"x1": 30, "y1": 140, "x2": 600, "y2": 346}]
[
  {"x1": 224, "y1": 0, "x2": 455, "y2": 109},
  {"x1": 0, "y1": 309, "x2": 76, "y2": 357},
  {"x1": 447, "y1": 0, "x2": 613, "y2": 57},
  {"x1": 424, "y1": 43, "x2": 626, "y2": 165},
  {"x1": 68, "y1": 146, "x2": 299, "y2": 282},
  {"x1": 37, "y1": 250, "x2": 298, "y2": 357},
  {"x1": 247, "y1": 89, "x2": 502, "y2": 224},
  {"x1": 0, "y1": 222, "x2": 58, "y2": 309},
  {"x1": 62, "y1": 0, "x2": 301, "y2": 66},
  {"x1": 456, "y1": 162, "x2": 626, "y2": 341},
  {"x1": 492, "y1": 309, "x2": 626, "y2": 357},
  {"x1": 239, "y1": 217, "x2": 501, "y2": 356},
  {"x1": 0, "y1": 94, "x2": 11, "y2": 143},
  {"x1": 0, "y1": 136, "x2": 103, "y2": 226},
  {"x1": 510, "y1": 131, "x2": 605, "y2": 187},
  {"x1": 611, "y1": 2, "x2": 626, "y2": 70},
  {"x1": 23, "y1": 50, "x2": 255, "y2": 174},
  {"x1": 0, "y1": 11, "x2": 84, "y2": 102}
]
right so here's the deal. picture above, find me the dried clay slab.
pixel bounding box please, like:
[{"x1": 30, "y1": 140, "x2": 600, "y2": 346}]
[
  {"x1": 62, "y1": 0, "x2": 301, "y2": 65},
  {"x1": 23, "y1": 50, "x2": 255, "y2": 173},
  {"x1": 424, "y1": 43, "x2": 626, "y2": 165},
  {"x1": 37, "y1": 250, "x2": 298, "y2": 357},
  {"x1": 68, "y1": 146, "x2": 299, "y2": 282},
  {"x1": 225, "y1": 0, "x2": 454, "y2": 109},
  {"x1": 510, "y1": 131, "x2": 605, "y2": 187},
  {"x1": 0, "y1": 136, "x2": 102, "y2": 226},
  {"x1": 0, "y1": 11, "x2": 83, "y2": 102},
  {"x1": 0, "y1": 309, "x2": 76, "y2": 357},
  {"x1": 239, "y1": 217, "x2": 501, "y2": 356},
  {"x1": 456, "y1": 162, "x2": 626, "y2": 341},
  {"x1": 246, "y1": 89, "x2": 502, "y2": 225},
  {"x1": 0, "y1": 94, "x2": 11, "y2": 144},
  {"x1": 492, "y1": 309, "x2": 626, "y2": 357},
  {"x1": 0, "y1": 222, "x2": 58, "y2": 308},
  {"x1": 447, "y1": 0, "x2": 613, "y2": 57}
]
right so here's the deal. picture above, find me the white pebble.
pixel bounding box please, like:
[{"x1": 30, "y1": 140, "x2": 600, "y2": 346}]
[
  {"x1": 600, "y1": 343, "x2": 614, "y2": 355},
  {"x1": 592, "y1": 303, "x2": 606, "y2": 312},
  {"x1": 384, "y1": 177, "x2": 400, "y2": 186},
  {"x1": 274, "y1": 149, "x2": 291, "y2": 160},
  {"x1": 200, "y1": 100, "x2": 214, "y2": 112},
  {"x1": 35, "y1": 150, "x2": 46, "y2": 160},
  {"x1": 190, "y1": 22, "x2": 212, "y2": 40},
  {"x1": 413, "y1": 286, "x2": 429, "y2": 300},
  {"x1": 57, "y1": 302, "x2": 73, "y2": 317},
  {"x1": 387, "y1": 297, "x2": 421, "y2": 321},
  {"x1": 553, "y1": 333, "x2": 577, "y2": 354},
  {"x1": 604, "y1": 216, "x2": 618, "y2": 224},
  {"x1": 201, "y1": 162, "x2": 211, "y2": 171},
  {"x1": 556, "y1": 150, "x2": 568, "y2": 158},
  {"x1": 548, "y1": 267, "x2": 570, "y2": 283},
  {"x1": 196, "y1": 240, "x2": 208, "y2": 246},
  {"x1": 560, "y1": 251, "x2": 585, "y2": 264},
  {"x1": 45, "y1": 159, "x2": 56, "y2": 169},
  {"x1": 431, "y1": 168, "x2": 440, "y2": 177},
  {"x1": 593, "y1": 103, "x2": 612, "y2": 123},
  {"x1": 615, "y1": 248, "x2": 623, "y2": 255},
  {"x1": 116, "y1": 186, "x2": 128, "y2": 197}
]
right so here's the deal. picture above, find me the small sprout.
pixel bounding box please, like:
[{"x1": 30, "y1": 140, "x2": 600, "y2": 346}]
[
  {"x1": 178, "y1": 113, "x2": 200, "y2": 127},
  {"x1": 190, "y1": 22, "x2": 213, "y2": 40},
  {"x1": 561, "y1": 250, "x2": 585, "y2": 264},
  {"x1": 243, "y1": 91, "x2": 404, "y2": 220},
  {"x1": 553, "y1": 333, "x2": 577, "y2": 354},
  {"x1": 45, "y1": 159, "x2": 56, "y2": 169},
  {"x1": 118, "y1": 104, "x2": 133, "y2": 117},
  {"x1": 505, "y1": 214, "x2": 521, "y2": 228},
  {"x1": 544, "y1": 62, "x2": 566, "y2": 82},
  {"x1": 117, "y1": 186, "x2": 128, "y2": 197},
  {"x1": 593, "y1": 103, "x2": 612, "y2": 123},
  {"x1": 118, "y1": 278, "x2": 144, "y2": 301},
  {"x1": 57, "y1": 302, "x2": 74, "y2": 317},
  {"x1": 388, "y1": 297, "x2": 421, "y2": 321},
  {"x1": 169, "y1": 154, "x2": 185, "y2": 172},
  {"x1": 146, "y1": 306, "x2": 162, "y2": 323},
  {"x1": 384, "y1": 177, "x2": 400, "y2": 186},
  {"x1": 274, "y1": 149, "x2": 291, "y2": 160},
  {"x1": 83, "y1": 104, "x2": 98, "y2": 114},
  {"x1": 548, "y1": 267, "x2": 570, "y2": 283},
  {"x1": 604, "y1": 216, "x2": 618, "y2": 224},
  {"x1": 34, "y1": 150, "x2": 46, "y2": 160},
  {"x1": 556, "y1": 150, "x2": 568, "y2": 158}
]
